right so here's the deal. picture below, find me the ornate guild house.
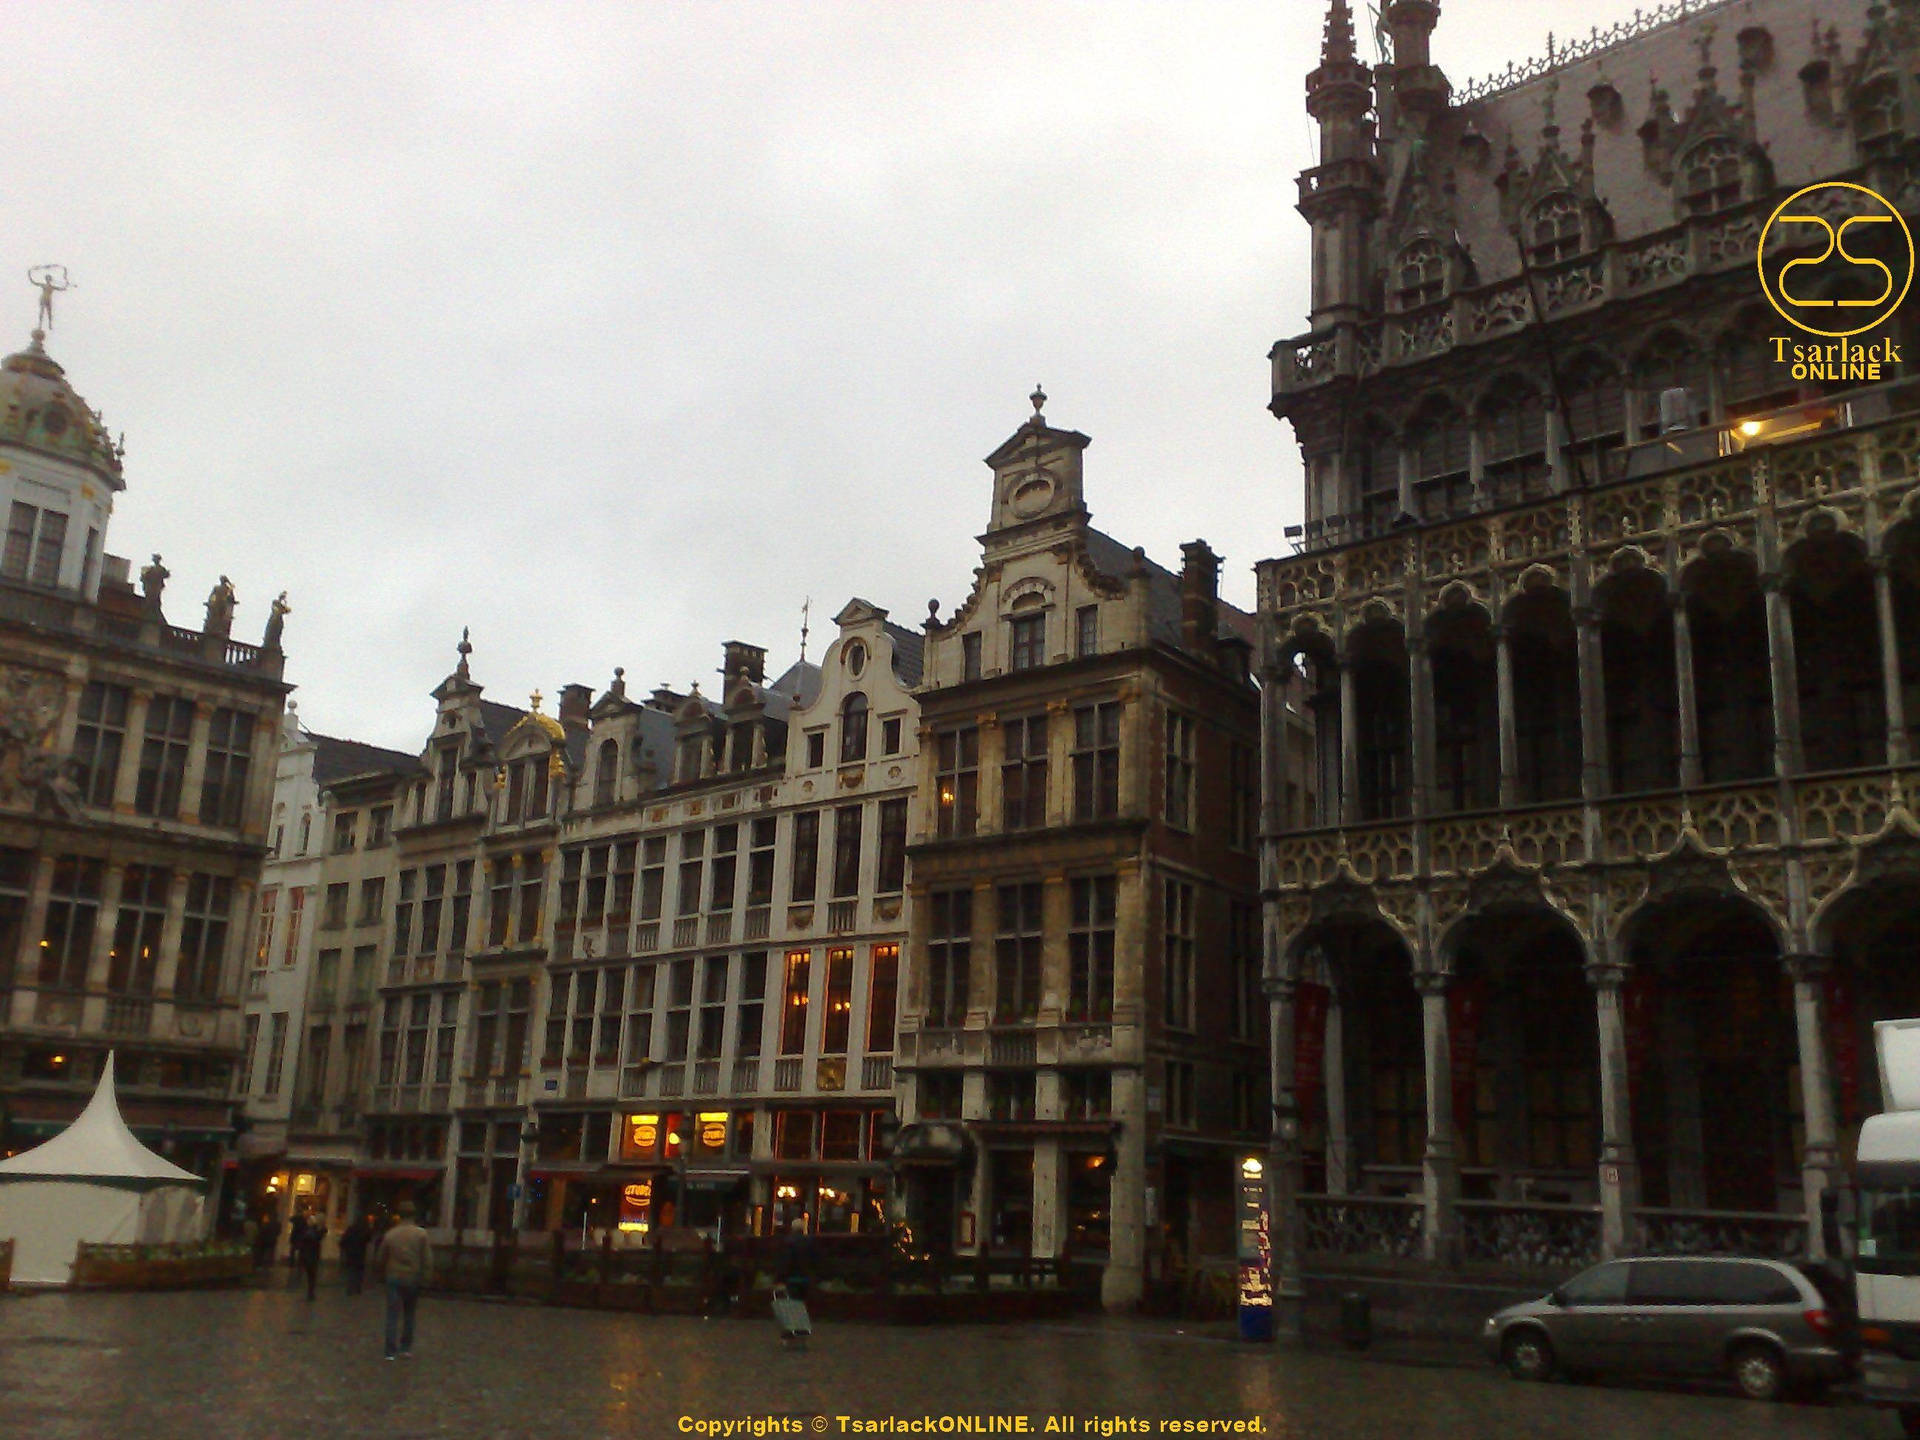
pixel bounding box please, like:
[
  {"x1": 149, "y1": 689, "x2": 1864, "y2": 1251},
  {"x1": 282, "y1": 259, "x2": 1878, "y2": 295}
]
[{"x1": 1258, "y1": 0, "x2": 1920, "y2": 1277}]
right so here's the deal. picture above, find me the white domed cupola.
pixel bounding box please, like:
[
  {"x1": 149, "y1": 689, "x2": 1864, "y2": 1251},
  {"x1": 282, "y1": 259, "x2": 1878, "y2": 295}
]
[{"x1": 0, "y1": 269, "x2": 125, "y2": 600}]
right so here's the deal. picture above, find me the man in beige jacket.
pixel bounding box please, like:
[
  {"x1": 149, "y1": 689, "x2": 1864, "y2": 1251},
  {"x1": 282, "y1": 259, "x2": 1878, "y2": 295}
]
[{"x1": 371, "y1": 1201, "x2": 435, "y2": 1359}]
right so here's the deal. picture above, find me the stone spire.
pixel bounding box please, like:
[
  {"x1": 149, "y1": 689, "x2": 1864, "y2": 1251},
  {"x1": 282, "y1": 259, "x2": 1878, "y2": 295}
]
[{"x1": 1322, "y1": 0, "x2": 1357, "y2": 66}]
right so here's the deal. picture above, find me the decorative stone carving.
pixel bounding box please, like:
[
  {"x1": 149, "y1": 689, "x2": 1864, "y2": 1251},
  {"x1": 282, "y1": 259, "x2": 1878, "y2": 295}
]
[{"x1": 0, "y1": 664, "x2": 76, "y2": 818}]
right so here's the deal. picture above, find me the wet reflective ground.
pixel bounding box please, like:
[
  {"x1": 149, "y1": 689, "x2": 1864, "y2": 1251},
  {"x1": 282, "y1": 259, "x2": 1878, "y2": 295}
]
[{"x1": 0, "y1": 1284, "x2": 1896, "y2": 1439}]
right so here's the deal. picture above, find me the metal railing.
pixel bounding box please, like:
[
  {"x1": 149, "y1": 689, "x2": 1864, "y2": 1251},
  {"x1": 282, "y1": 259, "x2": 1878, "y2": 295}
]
[
  {"x1": 1457, "y1": 1200, "x2": 1602, "y2": 1273},
  {"x1": 1635, "y1": 1207, "x2": 1809, "y2": 1261},
  {"x1": 1298, "y1": 1194, "x2": 1425, "y2": 1260},
  {"x1": 104, "y1": 996, "x2": 153, "y2": 1036},
  {"x1": 989, "y1": 1030, "x2": 1038, "y2": 1066}
]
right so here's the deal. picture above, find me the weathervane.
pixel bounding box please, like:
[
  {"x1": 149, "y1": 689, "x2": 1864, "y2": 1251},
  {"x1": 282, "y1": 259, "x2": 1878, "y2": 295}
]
[
  {"x1": 799, "y1": 596, "x2": 812, "y2": 664},
  {"x1": 27, "y1": 265, "x2": 71, "y2": 337}
]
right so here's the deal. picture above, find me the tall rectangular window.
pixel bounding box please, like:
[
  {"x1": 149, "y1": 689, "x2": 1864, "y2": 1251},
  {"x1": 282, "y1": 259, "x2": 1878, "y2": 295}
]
[
  {"x1": 831, "y1": 805, "x2": 863, "y2": 898},
  {"x1": 1076, "y1": 605, "x2": 1099, "y2": 658},
  {"x1": 72, "y1": 682, "x2": 128, "y2": 807},
  {"x1": 961, "y1": 632, "x2": 982, "y2": 682},
  {"x1": 934, "y1": 728, "x2": 979, "y2": 838},
  {"x1": 253, "y1": 887, "x2": 277, "y2": 969},
  {"x1": 875, "y1": 798, "x2": 907, "y2": 894},
  {"x1": 747, "y1": 819, "x2": 776, "y2": 907},
  {"x1": 1163, "y1": 879, "x2": 1195, "y2": 1031},
  {"x1": 331, "y1": 810, "x2": 358, "y2": 853},
  {"x1": 449, "y1": 861, "x2": 472, "y2": 956},
  {"x1": 665, "y1": 959, "x2": 694, "y2": 1062},
  {"x1": 135, "y1": 696, "x2": 193, "y2": 818},
  {"x1": 1165, "y1": 710, "x2": 1196, "y2": 832},
  {"x1": 2, "y1": 501, "x2": 66, "y2": 587},
  {"x1": 610, "y1": 841, "x2": 636, "y2": 922},
  {"x1": 199, "y1": 708, "x2": 254, "y2": 827},
  {"x1": 242, "y1": 1013, "x2": 261, "y2": 1093},
  {"x1": 472, "y1": 982, "x2": 500, "y2": 1076},
  {"x1": 789, "y1": 812, "x2": 819, "y2": 902},
  {"x1": 926, "y1": 891, "x2": 970, "y2": 1028},
  {"x1": 821, "y1": 946, "x2": 854, "y2": 1054},
  {"x1": 108, "y1": 863, "x2": 171, "y2": 994},
  {"x1": 418, "y1": 864, "x2": 445, "y2": 954},
  {"x1": 994, "y1": 882, "x2": 1043, "y2": 1022},
  {"x1": 625, "y1": 965, "x2": 657, "y2": 1066},
  {"x1": 677, "y1": 830, "x2": 705, "y2": 915},
  {"x1": 395, "y1": 869, "x2": 416, "y2": 956},
  {"x1": 368, "y1": 805, "x2": 393, "y2": 846},
  {"x1": 1001, "y1": 714, "x2": 1048, "y2": 831},
  {"x1": 736, "y1": 951, "x2": 767, "y2": 1058},
  {"x1": 639, "y1": 836, "x2": 666, "y2": 920},
  {"x1": 598, "y1": 967, "x2": 624, "y2": 1066},
  {"x1": 281, "y1": 886, "x2": 306, "y2": 966},
  {"x1": 435, "y1": 746, "x2": 457, "y2": 822},
  {"x1": 0, "y1": 848, "x2": 24, "y2": 997},
  {"x1": 176, "y1": 873, "x2": 233, "y2": 1002},
  {"x1": 866, "y1": 942, "x2": 899, "y2": 1053},
  {"x1": 1069, "y1": 875, "x2": 1116, "y2": 1022},
  {"x1": 321, "y1": 882, "x2": 349, "y2": 929},
  {"x1": 515, "y1": 863, "x2": 542, "y2": 944},
  {"x1": 1008, "y1": 613, "x2": 1046, "y2": 671},
  {"x1": 264, "y1": 1011, "x2": 290, "y2": 1096},
  {"x1": 697, "y1": 955, "x2": 728, "y2": 1060},
  {"x1": 709, "y1": 824, "x2": 737, "y2": 913},
  {"x1": 1072, "y1": 702, "x2": 1122, "y2": 821},
  {"x1": 350, "y1": 944, "x2": 376, "y2": 998},
  {"x1": 488, "y1": 865, "x2": 511, "y2": 946},
  {"x1": 503, "y1": 979, "x2": 532, "y2": 1076},
  {"x1": 1229, "y1": 743, "x2": 1257, "y2": 852},
  {"x1": 779, "y1": 948, "x2": 812, "y2": 1055}
]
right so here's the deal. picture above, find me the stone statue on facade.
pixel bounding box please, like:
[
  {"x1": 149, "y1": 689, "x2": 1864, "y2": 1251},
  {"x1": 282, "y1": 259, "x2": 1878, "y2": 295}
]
[
  {"x1": 263, "y1": 590, "x2": 290, "y2": 651},
  {"x1": 139, "y1": 553, "x2": 168, "y2": 609},
  {"x1": 204, "y1": 575, "x2": 236, "y2": 638}
]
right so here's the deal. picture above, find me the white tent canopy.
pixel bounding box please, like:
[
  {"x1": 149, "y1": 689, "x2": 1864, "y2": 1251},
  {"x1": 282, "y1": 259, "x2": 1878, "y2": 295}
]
[
  {"x1": 0, "y1": 1054, "x2": 207, "y2": 1285},
  {"x1": 0, "y1": 1053, "x2": 203, "y2": 1189}
]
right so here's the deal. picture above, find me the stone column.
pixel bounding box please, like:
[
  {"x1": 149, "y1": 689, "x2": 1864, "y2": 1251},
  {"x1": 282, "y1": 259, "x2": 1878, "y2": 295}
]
[
  {"x1": 10, "y1": 852, "x2": 58, "y2": 1025},
  {"x1": 1031, "y1": 1137, "x2": 1064, "y2": 1261},
  {"x1": 1788, "y1": 953, "x2": 1838, "y2": 1261},
  {"x1": 1308, "y1": 691, "x2": 1339, "y2": 828},
  {"x1": 1266, "y1": 973, "x2": 1304, "y2": 1339},
  {"x1": 966, "y1": 881, "x2": 995, "y2": 1029},
  {"x1": 152, "y1": 870, "x2": 192, "y2": 998},
  {"x1": 975, "y1": 712, "x2": 1004, "y2": 832},
  {"x1": 114, "y1": 689, "x2": 152, "y2": 815},
  {"x1": 1045, "y1": 699, "x2": 1073, "y2": 829},
  {"x1": 1102, "y1": 1064, "x2": 1148, "y2": 1310},
  {"x1": 1587, "y1": 961, "x2": 1641, "y2": 1258},
  {"x1": 1415, "y1": 971, "x2": 1460, "y2": 1265},
  {"x1": 1324, "y1": 988, "x2": 1351, "y2": 1196},
  {"x1": 1574, "y1": 605, "x2": 1609, "y2": 800},
  {"x1": 1038, "y1": 872, "x2": 1070, "y2": 1025},
  {"x1": 1114, "y1": 683, "x2": 1146, "y2": 818},
  {"x1": 1495, "y1": 624, "x2": 1519, "y2": 807},
  {"x1": 1407, "y1": 635, "x2": 1433, "y2": 820},
  {"x1": 1339, "y1": 659, "x2": 1360, "y2": 826},
  {"x1": 1874, "y1": 559, "x2": 1909, "y2": 767},
  {"x1": 1764, "y1": 575, "x2": 1804, "y2": 776},
  {"x1": 1671, "y1": 594, "x2": 1702, "y2": 790}
]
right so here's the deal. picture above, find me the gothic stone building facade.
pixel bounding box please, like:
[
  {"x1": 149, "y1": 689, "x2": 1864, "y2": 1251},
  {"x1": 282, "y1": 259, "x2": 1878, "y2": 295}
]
[
  {"x1": 0, "y1": 320, "x2": 287, "y2": 1194},
  {"x1": 900, "y1": 398, "x2": 1263, "y2": 1309},
  {"x1": 1258, "y1": 0, "x2": 1920, "y2": 1273}
]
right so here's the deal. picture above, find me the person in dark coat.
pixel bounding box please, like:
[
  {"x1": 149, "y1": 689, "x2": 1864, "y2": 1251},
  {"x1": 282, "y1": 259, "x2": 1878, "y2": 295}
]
[
  {"x1": 256, "y1": 1213, "x2": 283, "y2": 1271},
  {"x1": 286, "y1": 1211, "x2": 307, "y2": 1269},
  {"x1": 778, "y1": 1215, "x2": 816, "y2": 1302},
  {"x1": 295, "y1": 1214, "x2": 324, "y2": 1300},
  {"x1": 339, "y1": 1214, "x2": 374, "y2": 1296}
]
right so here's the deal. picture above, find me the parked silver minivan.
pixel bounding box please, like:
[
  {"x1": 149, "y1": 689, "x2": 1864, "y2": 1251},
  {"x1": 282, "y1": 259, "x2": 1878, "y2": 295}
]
[{"x1": 1482, "y1": 1255, "x2": 1853, "y2": 1401}]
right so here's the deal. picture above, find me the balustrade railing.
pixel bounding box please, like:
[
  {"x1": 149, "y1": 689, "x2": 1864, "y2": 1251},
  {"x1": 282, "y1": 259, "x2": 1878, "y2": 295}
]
[
  {"x1": 657, "y1": 1063, "x2": 686, "y2": 1096},
  {"x1": 1457, "y1": 1200, "x2": 1602, "y2": 1273},
  {"x1": 692, "y1": 1060, "x2": 720, "y2": 1095},
  {"x1": 860, "y1": 1055, "x2": 893, "y2": 1091},
  {"x1": 827, "y1": 899, "x2": 858, "y2": 932},
  {"x1": 672, "y1": 918, "x2": 699, "y2": 948},
  {"x1": 620, "y1": 1064, "x2": 649, "y2": 1098},
  {"x1": 104, "y1": 996, "x2": 153, "y2": 1036},
  {"x1": 635, "y1": 922, "x2": 659, "y2": 953},
  {"x1": 731, "y1": 1058, "x2": 761, "y2": 1093},
  {"x1": 773, "y1": 1058, "x2": 803, "y2": 1092},
  {"x1": 1298, "y1": 1194, "x2": 1425, "y2": 1260},
  {"x1": 988, "y1": 1030, "x2": 1038, "y2": 1066},
  {"x1": 1635, "y1": 1207, "x2": 1808, "y2": 1260},
  {"x1": 743, "y1": 907, "x2": 771, "y2": 941},
  {"x1": 705, "y1": 915, "x2": 732, "y2": 945}
]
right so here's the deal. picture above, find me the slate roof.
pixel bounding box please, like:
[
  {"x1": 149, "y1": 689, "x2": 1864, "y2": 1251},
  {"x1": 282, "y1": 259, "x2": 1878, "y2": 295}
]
[
  {"x1": 310, "y1": 733, "x2": 425, "y2": 786},
  {"x1": 883, "y1": 622, "x2": 926, "y2": 686}
]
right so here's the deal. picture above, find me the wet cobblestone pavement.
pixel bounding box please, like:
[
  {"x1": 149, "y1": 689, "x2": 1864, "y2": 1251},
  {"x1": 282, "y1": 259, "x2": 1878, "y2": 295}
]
[{"x1": 0, "y1": 1280, "x2": 1898, "y2": 1440}]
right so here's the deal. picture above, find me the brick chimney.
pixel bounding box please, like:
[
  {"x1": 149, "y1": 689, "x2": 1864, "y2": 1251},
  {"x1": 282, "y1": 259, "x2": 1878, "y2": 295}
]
[
  {"x1": 558, "y1": 683, "x2": 593, "y2": 732},
  {"x1": 722, "y1": 641, "x2": 767, "y2": 688},
  {"x1": 1180, "y1": 540, "x2": 1221, "y2": 652}
]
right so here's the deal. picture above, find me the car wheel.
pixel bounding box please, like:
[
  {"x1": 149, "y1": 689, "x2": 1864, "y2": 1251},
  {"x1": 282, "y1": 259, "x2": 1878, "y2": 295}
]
[
  {"x1": 1502, "y1": 1328, "x2": 1554, "y2": 1382},
  {"x1": 1729, "y1": 1343, "x2": 1786, "y2": 1403}
]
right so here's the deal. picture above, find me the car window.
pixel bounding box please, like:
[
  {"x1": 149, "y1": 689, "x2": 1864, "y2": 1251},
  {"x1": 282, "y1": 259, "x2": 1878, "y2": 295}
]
[
  {"x1": 1710, "y1": 1262, "x2": 1801, "y2": 1306},
  {"x1": 1627, "y1": 1259, "x2": 1724, "y2": 1305},
  {"x1": 1559, "y1": 1262, "x2": 1628, "y2": 1305}
]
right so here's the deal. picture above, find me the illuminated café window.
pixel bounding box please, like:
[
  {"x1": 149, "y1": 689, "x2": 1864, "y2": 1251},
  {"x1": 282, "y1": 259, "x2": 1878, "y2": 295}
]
[
  {"x1": 694, "y1": 1111, "x2": 729, "y2": 1157},
  {"x1": 619, "y1": 1176, "x2": 653, "y2": 1233},
  {"x1": 777, "y1": 1110, "x2": 816, "y2": 1160},
  {"x1": 662, "y1": 1112, "x2": 686, "y2": 1160},
  {"x1": 621, "y1": 1111, "x2": 662, "y2": 1162}
]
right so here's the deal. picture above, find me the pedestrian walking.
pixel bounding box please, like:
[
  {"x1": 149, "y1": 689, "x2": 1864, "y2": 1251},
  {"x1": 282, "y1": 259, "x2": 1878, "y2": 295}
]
[
  {"x1": 774, "y1": 1216, "x2": 815, "y2": 1346},
  {"x1": 286, "y1": 1211, "x2": 307, "y2": 1270},
  {"x1": 340, "y1": 1214, "x2": 373, "y2": 1296},
  {"x1": 295, "y1": 1214, "x2": 324, "y2": 1300},
  {"x1": 370, "y1": 1200, "x2": 435, "y2": 1359},
  {"x1": 256, "y1": 1213, "x2": 282, "y2": 1271}
]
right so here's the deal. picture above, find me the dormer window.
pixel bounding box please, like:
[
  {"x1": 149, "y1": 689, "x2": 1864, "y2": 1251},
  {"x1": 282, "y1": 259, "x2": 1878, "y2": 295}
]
[
  {"x1": 1009, "y1": 612, "x2": 1046, "y2": 672},
  {"x1": 962, "y1": 632, "x2": 982, "y2": 682},
  {"x1": 1678, "y1": 138, "x2": 1742, "y2": 217},
  {"x1": 1527, "y1": 194, "x2": 1583, "y2": 266},
  {"x1": 1392, "y1": 239, "x2": 1447, "y2": 311},
  {"x1": 594, "y1": 739, "x2": 619, "y2": 806},
  {"x1": 839, "y1": 692, "x2": 869, "y2": 763}
]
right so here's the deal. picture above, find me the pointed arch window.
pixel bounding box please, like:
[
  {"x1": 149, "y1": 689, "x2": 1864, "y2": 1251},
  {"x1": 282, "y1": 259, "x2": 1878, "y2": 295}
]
[
  {"x1": 1678, "y1": 137, "x2": 1743, "y2": 217},
  {"x1": 1527, "y1": 193, "x2": 1584, "y2": 266},
  {"x1": 1391, "y1": 239, "x2": 1447, "y2": 311},
  {"x1": 1561, "y1": 357, "x2": 1627, "y2": 484},
  {"x1": 1480, "y1": 384, "x2": 1550, "y2": 503},
  {"x1": 1409, "y1": 401, "x2": 1473, "y2": 521}
]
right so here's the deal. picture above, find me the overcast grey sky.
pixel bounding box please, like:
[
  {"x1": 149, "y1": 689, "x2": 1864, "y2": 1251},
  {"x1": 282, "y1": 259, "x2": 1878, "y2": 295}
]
[{"x1": 5, "y1": 1, "x2": 1675, "y2": 752}]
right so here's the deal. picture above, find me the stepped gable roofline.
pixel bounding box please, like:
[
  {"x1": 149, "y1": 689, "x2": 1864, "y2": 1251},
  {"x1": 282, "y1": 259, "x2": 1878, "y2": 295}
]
[{"x1": 310, "y1": 733, "x2": 426, "y2": 787}]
